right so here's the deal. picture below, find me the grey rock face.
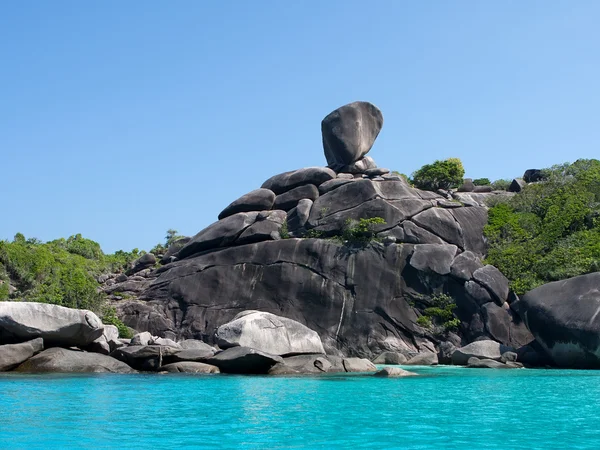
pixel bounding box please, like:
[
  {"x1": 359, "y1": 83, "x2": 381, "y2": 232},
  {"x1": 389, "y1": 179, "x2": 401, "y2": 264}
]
[
  {"x1": 0, "y1": 302, "x2": 104, "y2": 347},
  {"x1": 287, "y1": 199, "x2": 313, "y2": 233},
  {"x1": 111, "y1": 345, "x2": 180, "y2": 371},
  {"x1": 450, "y1": 251, "x2": 484, "y2": 281},
  {"x1": 516, "y1": 272, "x2": 600, "y2": 368},
  {"x1": 342, "y1": 357, "x2": 377, "y2": 372},
  {"x1": 215, "y1": 310, "x2": 325, "y2": 356},
  {"x1": 159, "y1": 362, "x2": 220, "y2": 373},
  {"x1": 218, "y1": 188, "x2": 276, "y2": 220},
  {"x1": 131, "y1": 331, "x2": 153, "y2": 346},
  {"x1": 373, "y1": 367, "x2": 417, "y2": 377},
  {"x1": 318, "y1": 178, "x2": 354, "y2": 195},
  {"x1": 0, "y1": 338, "x2": 44, "y2": 371},
  {"x1": 207, "y1": 347, "x2": 283, "y2": 374},
  {"x1": 412, "y1": 208, "x2": 464, "y2": 248},
  {"x1": 402, "y1": 221, "x2": 444, "y2": 245},
  {"x1": 338, "y1": 156, "x2": 378, "y2": 174},
  {"x1": 482, "y1": 302, "x2": 534, "y2": 348},
  {"x1": 409, "y1": 244, "x2": 458, "y2": 276},
  {"x1": 458, "y1": 179, "x2": 475, "y2": 192},
  {"x1": 160, "y1": 237, "x2": 191, "y2": 264},
  {"x1": 127, "y1": 253, "x2": 156, "y2": 276},
  {"x1": 178, "y1": 339, "x2": 217, "y2": 352},
  {"x1": 273, "y1": 184, "x2": 319, "y2": 211},
  {"x1": 262, "y1": 167, "x2": 336, "y2": 195},
  {"x1": 321, "y1": 101, "x2": 383, "y2": 167},
  {"x1": 473, "y1": 265, "x2": 510, "y2": 305},
  {"x1": 465, "y1": 281, "x2": 493, "y2": 306},
  {"x1": 236, "y1": 210, "x2": 286, "y2": 245},
  {"x1": 178, "y1": 212, "x2": 259, "y2": 259},
  {"x1": 466, "y1": 357, "x2": 522, "y2": 369},
  {"x1": 404, "y1": 352, "x2": 438, "y2": 365},
  {"x1": 372, "y1": 351, "x2": 407, "y2": 365},
  {"x1": 451, "y1": 340, "x2": 514, "y2": 365},
  {"x1": 165, "y1": 348, "x2": 215, "y2": 363},
  {"x1": 15, "y1": 348, "x2": 136, "y2": 373}
]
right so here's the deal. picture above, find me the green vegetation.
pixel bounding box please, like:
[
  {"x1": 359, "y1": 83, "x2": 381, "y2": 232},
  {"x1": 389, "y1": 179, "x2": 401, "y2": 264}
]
[
  {"x1": 341, "y1": 217, "x2": 386, "y2": 243},
  {"x1": 484, "y1": 159, "x2": 600, "y2": 294},
  {"x1": 417, "y1": 293, "x2": 460, "y2": 332},
  {"x1": 473, "y1": 178, "x2": 491, "y2": 186},
  {"x1": 101, "y1": 306, "x2": 133, "y2": 338},
  {"x1": 411, "y1": 158, "x2": 465, "y2": 191},
  {"x1": 491, "y1": 179, "x2": 511, "y2": 191},
  {"x1": 280, "y1": 220, "x2": 290, "y2": 239},
  {"x1": 150, "y1": 229, "x2": 183, "y2": 255},
  {"x1": 0, "y1": 233, "x2": 142, "y2": 329}
]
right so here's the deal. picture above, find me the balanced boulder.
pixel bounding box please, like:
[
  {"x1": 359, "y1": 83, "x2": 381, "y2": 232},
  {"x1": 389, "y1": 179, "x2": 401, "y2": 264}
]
[
  {"x1": 321, "y1": 101, "x2": 383, "y2": 167},
  {"x1": 0, "y1": 302, "x2": 104, "y2": 347},
  {"x1": 215, "y1": 310, "x2": 325, "y2": 356}
]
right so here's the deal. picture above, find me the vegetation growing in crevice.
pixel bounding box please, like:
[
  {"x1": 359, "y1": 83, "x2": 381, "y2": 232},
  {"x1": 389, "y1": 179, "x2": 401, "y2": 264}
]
[{"x1": 416, "y1": 293, "x2": 460, "y2": 333}]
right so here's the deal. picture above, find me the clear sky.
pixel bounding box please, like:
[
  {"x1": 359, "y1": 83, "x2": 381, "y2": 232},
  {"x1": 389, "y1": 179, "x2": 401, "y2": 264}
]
[{"x1": 1, "y1": 1, "x2": 599, "y2": 253}]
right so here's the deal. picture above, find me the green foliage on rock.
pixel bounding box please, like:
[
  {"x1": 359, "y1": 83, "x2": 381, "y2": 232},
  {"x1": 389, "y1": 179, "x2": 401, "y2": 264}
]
[
  {"x1": 412, "y1": 158, "x2": 465, "y2": 191},
  {"x1": 341, "y1": 217, "x2": 386, "y2": 243},
  {"x1": 417, "y1": 293, "x2": 459, "y2": 332},
  {"x1": 491, "y1": 179, "x2": 512, "y2": 191},
  {"x1": 0, "y1": 233, "x2": 140, "y2": 311},
  {"x1": 473, "y1": 178, "x2": 491, "y2": 186},
  {"x1": 485, "y1": 159, "x2": 600, "y2": 294},
  {"x1": 101, "y1": 306, "x2": 133, "y2": 339}
]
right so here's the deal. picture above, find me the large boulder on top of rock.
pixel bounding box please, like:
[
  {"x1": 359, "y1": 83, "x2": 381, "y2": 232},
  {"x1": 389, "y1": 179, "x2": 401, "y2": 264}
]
[
  {"x1": 451, "y1": 340, "x2": 514, "y2": 365},
  {"x1": 0, "y1": 302, "x2": 104, "y2": 347},
  {"x1": 0, "y1": 338, "x2": 44, "y2": 372},
  {"x1": 273, "y1": 185, "x2": 319, "y2": 211},
  {"x1": 127, "y1": 253, "x2": 156, "y2": 275},
  {"x1": 218, "y1": 188, "x2": 276, "y2": 220},
  {"x1": 15, "y1": 348, "x2": 136, "y2": 373},
  {"x1": 516, "y1": 272, "x2": 600, "y2": 368},
  {"x1": 207, "y1": 346, "x2": 283, "y2": 374},
  {"x1": 321, "y1": 101, "x2": 383, "y2": 168},
  {"x1": 523, "y1": 169, "x2": 545, "y2": 183},
  {"x1": 261, "y1": 167, "x2": 336, "y2": 195},
  {"x1": 215, "y1": 310, "x2": 325, "y2": 356}
]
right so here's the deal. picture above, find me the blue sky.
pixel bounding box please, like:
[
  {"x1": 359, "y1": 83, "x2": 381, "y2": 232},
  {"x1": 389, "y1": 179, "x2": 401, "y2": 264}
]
[{"x1": 1, "y1": 1, "x2": 599, "y2": 253}]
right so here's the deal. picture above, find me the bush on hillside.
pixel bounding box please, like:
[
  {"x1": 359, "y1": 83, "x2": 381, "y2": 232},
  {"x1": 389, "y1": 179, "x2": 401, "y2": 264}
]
[
  {"x1": 484, "y1": 159, "x2": 600, "y2": 294},
  {"x1": 473, "y1": 178, "x2": 491, "y2": 186},
  {"x1": 490, "y1": 179, "x2": 512, "y2": 191},
  {"x1": 411, "y1": 158, "x2": 465, "y2": 191}
]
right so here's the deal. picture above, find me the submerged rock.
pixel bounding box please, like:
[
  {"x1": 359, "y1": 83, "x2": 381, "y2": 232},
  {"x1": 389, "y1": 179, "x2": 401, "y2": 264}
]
[
  {"x1": 159, "y1": 362, "x2": 220, "y2": 374},
  {"x1": 373, "y1": 367, "x2": 418, "y2": 377}
]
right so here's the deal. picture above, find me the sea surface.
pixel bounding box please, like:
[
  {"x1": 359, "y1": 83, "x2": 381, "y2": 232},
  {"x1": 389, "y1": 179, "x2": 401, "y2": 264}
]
[{"x1": 1, "y1": 365, "x2": 600, "y2": 449}]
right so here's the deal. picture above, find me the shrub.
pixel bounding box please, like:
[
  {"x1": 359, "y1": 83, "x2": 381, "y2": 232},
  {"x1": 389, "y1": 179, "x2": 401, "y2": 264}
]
[
  {"x1": 341, "y1": 217, "x2": 386, "y2": 243},
  {"x1": 412, "y1": 158, "x2": 465, "y2": 191},
  {"x1": 101, "y1": 306, "x2": 133, "y2": 339},
  {"x1": 417, "y1": 293, "x2": 459, "y2": 332},
  {"x1": 473, "y1": 178, "x2": 491, "y2": 186},
  {"x1": 485, "y1": 159, "x2": 600, "y2": 294},
  {"x1": 491, "y1": 179, "x2": 512, "y2": 191}
]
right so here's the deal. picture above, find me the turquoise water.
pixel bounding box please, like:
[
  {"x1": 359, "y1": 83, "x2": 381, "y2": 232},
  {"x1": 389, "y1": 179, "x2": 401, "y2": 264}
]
[{"x1": 2, "y1": 366, "x2": 600, "y2": 449}]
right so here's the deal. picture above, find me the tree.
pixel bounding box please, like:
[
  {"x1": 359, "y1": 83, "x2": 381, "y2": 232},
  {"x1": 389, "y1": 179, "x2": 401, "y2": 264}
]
[
  {"x1": 473, "y1": 178, "x2": 491, "y2": 186},
  {"x1": 165, "y1": 229, "x2": 182, "y2": 246},
  {"x1": 411, "y1": 158, "x2": 465, "y2": 191}
]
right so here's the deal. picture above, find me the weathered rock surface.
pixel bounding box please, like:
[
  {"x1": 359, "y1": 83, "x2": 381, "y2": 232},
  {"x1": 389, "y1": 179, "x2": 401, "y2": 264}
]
[
  {"x1": 236, "y1": 210, "x2": 286, "y2": 245},
  {"x1": 342, "y1": 357, "x2": 377, "y2": 372},
  {"x1": 466, "y1": 357, "x2": 522, "y2": 369},
  {"x1": 404, "y1": 352, "x2": 438, "y2": 365},
  {"x1": 111, "y1": 345, "x2": 180, "y2": 371},
  {"x1": 0, "y1": 302, "x2": 104, "y2": 347},
  {"x1": 218, "y1": 188, "x2": 276, "y2": 220},
  {"x1": 472, "y1": 265, "x2": 510, "y2": 305},
  {"x1": 287, "y1": 199, "x2": 313, "y2": 234},
  {"x1": 509, "y1": 178, "x2": 526, "y2": 193},
  {"x1": 321, "y1": 101, "x2": 383, "y2": 168},
  {"x1": 274, "y1": 185, "x2": 319, "y2": 211},
  {"x1": 127, "y1": 253, "x2": 156, "y2": 276},
  {"x1": 0, "y1": 338, "x2": 44, "y2": 372},
  {"x1": 159, "y1": 362, "x2": 220, "y2": 374},
  {"x1": 452, "y1": 340, "x2": 514, "y2": 365},
  {"x1": 207, "y1": 347, "x2": 283, "y2": 374},
  {"x1": 450, "y1": 251, "x2": 484, "y2": 282},
  {"x1": 215, "y1": 311, "x2": 325, "y2": 356},
  {"x1": 516, "y1": 272, "x2": 600, "y2": 368},
  {"x1": 409, "y1": 244, "x2": 458, "y2": 276},
  {"x1": 15, "y1": 348, "x2": 135, "y2": 373},
  {"x1": 374, "y1": 367, "x2": 418, "y2": 377},
  {"x1": 372, "y1": 351, "x2": 407, "y2": 365},
  {"x1": 262, "y1": 167, "x2": 336, "y2": 195}
]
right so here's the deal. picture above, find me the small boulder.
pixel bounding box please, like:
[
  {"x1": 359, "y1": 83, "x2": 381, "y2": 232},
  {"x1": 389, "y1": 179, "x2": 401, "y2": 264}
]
[
  {"x1": 372, "y1": 351, "x2": 407, "y2": 365},
  {"x1": 159, "y1": 362, "x2": 220, "y2": 374},
  {"x1": 374, "y1": 367, "x2": 418, "y2": 377},
  {"x1": 261, "y1": 167, "x2": 336, "y2": 195},
  {"x1": 287, "y1": 199, "x2": 313, "y2": 233},
  {"x1": 472, "y1": 265, "x2": 510, "y2": 305},
  {"x1": 452, "y1": 340, "x2": 513, "y2": 365},
  {"x1": 467, "y1": 357, "x2": 522, "y2": 369},
  {"x1": 0, "y1": 338, "x2": 44, "y2": 372},
  {"x1": 218, "y1": 188, "x2": 276, "y2": 220},
  {"x1": 458, "y1": 179, "x2": 475, "y2": 192},
  {"x1": 273, "y1": 185, "x2": 319, "y2": 211},
  {"x1": 127, "y1": 253, "x2": 156, "y2": 276},
  {"x1": 409, "y1": 244, "x2": 458, "y2": 276},
  {"x1": 508, "y1": 178, "x2": 526, "y2": 193},
  {"x1": 342, "y1": 358, "x2": 377, "y2": 372},
  {"x1": 207, "y1": 347, "x2": 283, "y2": 374},
  {"x1": 404, "y1": 352, "x2": 438, "y2": 366},
  {"x1": 15, "y1": 348, "x2": 136, "y2": 373},
  {"x1": 450, "y1": 251, "x2": 484, "y2": 281},
  {"x1": 130, "y1": 331, "x2": 153, "y2": 346},
  {"x1": 151, "y1": 337, "x2": 181, "y2": 349}
]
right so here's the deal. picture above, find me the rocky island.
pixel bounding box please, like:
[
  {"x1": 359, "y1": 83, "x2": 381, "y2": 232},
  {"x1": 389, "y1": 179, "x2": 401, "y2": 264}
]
[{"x1": 1, "y1": 101, "x2": 599, "y2": 374}]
